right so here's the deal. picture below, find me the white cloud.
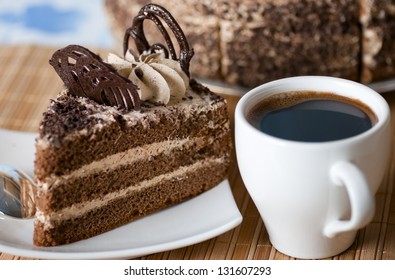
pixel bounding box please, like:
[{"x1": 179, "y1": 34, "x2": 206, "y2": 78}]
[{"x1": 0, "y1": 0, "x2": 116, "y2": 48}]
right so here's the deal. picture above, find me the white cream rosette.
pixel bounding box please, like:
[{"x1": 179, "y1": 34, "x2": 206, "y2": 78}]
[{"x1": 108, "y1": 51, "x2": 189, "y2": 104}]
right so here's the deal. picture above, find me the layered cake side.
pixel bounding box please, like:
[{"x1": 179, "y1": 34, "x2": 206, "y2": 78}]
[{"x1": 34, "y1": 82, "x2": 231, "y2": 246}]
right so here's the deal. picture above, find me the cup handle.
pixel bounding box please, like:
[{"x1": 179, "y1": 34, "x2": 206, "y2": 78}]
[{"x1": 324, "y1": 161, "x2": 375, "y2": 238}]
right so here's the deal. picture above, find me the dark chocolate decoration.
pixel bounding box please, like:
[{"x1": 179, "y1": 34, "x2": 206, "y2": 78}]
[
  {"x1": 49, "y1": 44, "x2": 141, "y2": 111},
  {"x1": 123, "y1": 4, "x2": 194, "y2": 77}
]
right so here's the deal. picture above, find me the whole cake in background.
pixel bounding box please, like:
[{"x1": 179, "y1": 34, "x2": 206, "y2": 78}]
[
  {"x1": 33, "y1": 4, "x2": 232, "y2": 246},
  {"x1": 105, "y1": 0, "x2": 395, "y2": 88}
]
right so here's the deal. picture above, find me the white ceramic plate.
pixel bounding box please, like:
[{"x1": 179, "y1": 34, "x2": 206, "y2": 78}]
[{"x1": 0, "y1": 129, "x2": 242, "y2": 259}]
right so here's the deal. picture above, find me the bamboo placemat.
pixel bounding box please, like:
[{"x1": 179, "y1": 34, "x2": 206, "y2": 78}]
[{"x1": 0, "y1": 45, "x2": 394, "y2": 260}]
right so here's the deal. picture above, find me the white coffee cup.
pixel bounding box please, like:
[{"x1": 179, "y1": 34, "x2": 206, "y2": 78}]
[{"x1": 235, "y1": 76, "x2": 391, "y2": 259}]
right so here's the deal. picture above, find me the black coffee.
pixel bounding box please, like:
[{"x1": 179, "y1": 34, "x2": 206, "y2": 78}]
[{"x1": 248, "y1": 91, "x2": 377, "y2": 142}]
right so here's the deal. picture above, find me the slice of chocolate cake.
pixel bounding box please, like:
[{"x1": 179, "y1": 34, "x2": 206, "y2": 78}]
[
  {"x1": 360, "y1": 0, "x2": 395, "y2": 83},
  {"x1": 33, "y1": 4, "x2": 232, "y2": 247}
]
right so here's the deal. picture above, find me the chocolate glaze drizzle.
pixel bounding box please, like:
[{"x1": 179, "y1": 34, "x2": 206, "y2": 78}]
[
  {"x1": 123, "y1": 4, "x2": 194, "y2": 77},
  {"x1": 49, "y1": 45, "x2": 141, "y2": 111}
]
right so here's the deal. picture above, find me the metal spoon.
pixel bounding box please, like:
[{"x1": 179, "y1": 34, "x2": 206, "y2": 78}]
[{"x1": 0, "y1": 165, "x2": 36, "y2": 218}]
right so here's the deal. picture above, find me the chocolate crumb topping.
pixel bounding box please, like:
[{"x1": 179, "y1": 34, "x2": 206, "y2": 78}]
[
  {"x1": 49, "y1": 45, "x2": 141, "y2": 111},
  {"x1": 39, "y1": 94, "x2": 98, "y2": 147},
  {"x1": 123, "y1": 4, "x2": 194, "y2": 77}
]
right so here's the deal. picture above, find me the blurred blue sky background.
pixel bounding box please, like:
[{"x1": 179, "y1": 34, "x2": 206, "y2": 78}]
[{"x1": 0, "y1": 0, "x2": 115, "y2": 48}]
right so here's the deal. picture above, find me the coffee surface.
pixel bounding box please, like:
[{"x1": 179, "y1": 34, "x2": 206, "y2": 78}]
[{"x1": 248, "y1": 91, "x2": 377, "y2": 142}]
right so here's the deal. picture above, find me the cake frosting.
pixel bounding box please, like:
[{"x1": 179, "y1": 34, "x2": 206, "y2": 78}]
[{"x1": 108, "y1": 51, "x2": 189, "y2": 104}]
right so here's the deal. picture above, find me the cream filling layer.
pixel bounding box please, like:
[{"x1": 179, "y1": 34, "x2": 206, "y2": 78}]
[
  {"x1": 36, "y1": 157, "x2": 226, "y2": 229},
  {"x1": 40, "y1": 135, "x2": 216, "y2": 190}
]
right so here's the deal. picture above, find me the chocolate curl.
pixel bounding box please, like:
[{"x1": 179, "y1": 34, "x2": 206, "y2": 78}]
[
  {"x1": 123, "y1": 4, "x2": 194, "y2": 77},
  {"x1": 49, "y1": 45, "x2": 141, "y2": 111}
]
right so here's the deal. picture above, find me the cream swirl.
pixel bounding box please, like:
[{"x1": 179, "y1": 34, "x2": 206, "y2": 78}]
[{"x1": 107, "y1": 51, "x2": 189, "y2": 104}]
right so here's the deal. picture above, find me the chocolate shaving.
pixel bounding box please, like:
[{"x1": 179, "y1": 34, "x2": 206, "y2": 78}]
[
  {"x1": 49, "y1": 45, "x2": 141, "y2": 111},
  {"x1": 123, "y1": 4, "x2": 194, "y2": 77}
]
